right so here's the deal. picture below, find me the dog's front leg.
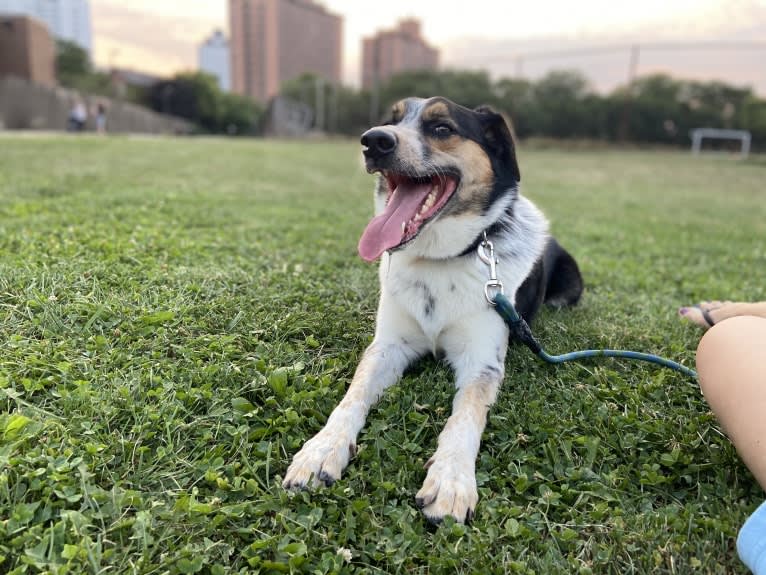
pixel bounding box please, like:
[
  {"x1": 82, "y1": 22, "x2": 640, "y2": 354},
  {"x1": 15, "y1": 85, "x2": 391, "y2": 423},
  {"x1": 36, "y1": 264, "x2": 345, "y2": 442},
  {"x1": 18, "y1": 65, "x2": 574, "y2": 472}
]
[
  {"x1": 283, "y1": 336, "x2": 420, "y2": 489},
  {"x1": 416, "y1": 315, "x2": 508, "y2": 523}
]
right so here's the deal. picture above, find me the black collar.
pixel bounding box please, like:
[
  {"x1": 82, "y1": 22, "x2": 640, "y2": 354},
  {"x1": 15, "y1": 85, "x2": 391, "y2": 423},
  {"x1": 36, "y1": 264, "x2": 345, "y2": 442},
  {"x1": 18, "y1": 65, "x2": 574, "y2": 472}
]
[{"x1": 457, "y1": 204, "x2": 513, "y2": 257}]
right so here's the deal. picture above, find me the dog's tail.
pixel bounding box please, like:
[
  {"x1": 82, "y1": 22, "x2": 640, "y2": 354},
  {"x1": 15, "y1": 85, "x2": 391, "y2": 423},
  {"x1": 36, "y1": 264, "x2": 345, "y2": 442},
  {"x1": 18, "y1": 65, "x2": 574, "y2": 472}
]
[{"x1": 541, "y1": 238, "x2": 583, "y2": 309}]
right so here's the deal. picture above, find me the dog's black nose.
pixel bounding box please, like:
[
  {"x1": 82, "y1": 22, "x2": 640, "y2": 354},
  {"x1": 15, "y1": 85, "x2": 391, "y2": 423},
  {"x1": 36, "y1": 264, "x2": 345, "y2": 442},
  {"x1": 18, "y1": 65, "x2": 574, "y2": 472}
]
[{"x1": 361, "y1": 129, "x2": 397, "y2": 159}]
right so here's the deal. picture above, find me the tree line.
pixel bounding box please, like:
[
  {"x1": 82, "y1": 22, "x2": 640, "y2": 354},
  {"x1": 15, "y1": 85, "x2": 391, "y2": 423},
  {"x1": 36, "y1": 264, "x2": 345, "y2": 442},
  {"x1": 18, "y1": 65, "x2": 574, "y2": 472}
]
[
  {"x1": 282, "y1": 69, "x2": 766, "y2": 148},
  {"x1": 56, "y1": 39, "x2": 765, "y2": 147}
]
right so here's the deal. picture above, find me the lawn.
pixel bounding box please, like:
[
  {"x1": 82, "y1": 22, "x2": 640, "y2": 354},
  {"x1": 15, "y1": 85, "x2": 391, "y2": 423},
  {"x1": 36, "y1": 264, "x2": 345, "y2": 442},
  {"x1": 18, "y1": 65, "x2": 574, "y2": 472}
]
[{"x1": 0, "y1": 134, "x2": 764, "y2": 574}]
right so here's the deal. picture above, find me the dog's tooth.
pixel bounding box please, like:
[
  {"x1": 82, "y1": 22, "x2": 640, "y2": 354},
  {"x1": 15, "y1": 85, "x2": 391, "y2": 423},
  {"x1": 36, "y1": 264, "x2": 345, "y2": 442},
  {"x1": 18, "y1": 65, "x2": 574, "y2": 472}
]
[{"x1": 401, "y1": 221, "x2": 406, "y2": 232}]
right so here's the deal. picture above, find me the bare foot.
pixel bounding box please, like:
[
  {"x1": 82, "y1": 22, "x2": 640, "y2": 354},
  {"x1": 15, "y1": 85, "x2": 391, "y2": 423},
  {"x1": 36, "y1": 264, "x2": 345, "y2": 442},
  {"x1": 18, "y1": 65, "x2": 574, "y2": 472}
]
[
  {"x1": 678, "y1": 301, "x2": 730, "y2": 329},
  {"x1": 679, "y1": 301, "x2": 766, "y2": 329}
]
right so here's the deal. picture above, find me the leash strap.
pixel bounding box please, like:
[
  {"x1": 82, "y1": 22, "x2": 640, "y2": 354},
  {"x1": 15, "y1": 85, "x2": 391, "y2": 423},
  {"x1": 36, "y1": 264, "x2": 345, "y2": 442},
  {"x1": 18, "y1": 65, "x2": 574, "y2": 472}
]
[
  {"x1": 493, "y1": 292, "x2": 697, "y2": 379},
  {"x1": 477, "y1": 235, "x2": 697, "y2": 379}
]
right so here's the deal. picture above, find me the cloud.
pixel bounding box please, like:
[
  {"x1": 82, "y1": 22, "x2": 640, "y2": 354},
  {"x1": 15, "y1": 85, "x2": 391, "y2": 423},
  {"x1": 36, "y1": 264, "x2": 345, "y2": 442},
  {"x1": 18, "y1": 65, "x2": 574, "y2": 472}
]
[
  {"x1": 440, "y1": 1, "x2": 766, "y2": 94},
  {"x1": 91, "y1": 0, "x2": 222, "y2": 75}
]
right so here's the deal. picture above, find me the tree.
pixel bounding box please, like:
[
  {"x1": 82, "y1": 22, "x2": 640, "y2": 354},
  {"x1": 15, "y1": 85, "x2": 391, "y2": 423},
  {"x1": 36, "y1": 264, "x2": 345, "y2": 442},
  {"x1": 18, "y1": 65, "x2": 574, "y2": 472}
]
[
  {"x1": 531, "y1": 70, "x2": 603, "y2": 138},
  {"x1": 281, "y1": 74, "x2": 370, "y2": 135},
  {"x1": 494, "y1": 78, "x2": 536, "y2": 138},
  {"x1": 218, "y1": 91, "x2": 263, "y2": 135},
  {"x1": 378, "y1": 69, "x2": 498, "y2": 116},
  {"x1": 55, "y1": 40, "x2": 112, "y2": 96},
  {"x1": 146, "y1": 72, "x2": 262, "y2": 135},
  {"x1": 739, "y1": 97, "x2": 766, "y2": 146},
  {"x1": 56, "y1": 40, "x2": 90, "y2": 81},
  {"x1": 276, "y1": 67, "x2": 766, "y2": 149},
  {"x1": 613, "y1": 74, "x2": 684, "y2": 143}
]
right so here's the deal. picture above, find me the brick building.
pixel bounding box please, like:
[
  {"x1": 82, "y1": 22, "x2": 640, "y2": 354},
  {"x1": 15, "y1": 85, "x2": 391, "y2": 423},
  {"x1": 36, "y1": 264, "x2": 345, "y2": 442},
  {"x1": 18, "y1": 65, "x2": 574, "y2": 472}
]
[
  {"x1": 229, "y1": 0, "x2": 342, "y2": 103},
  {"x1": 0, "y1": 14, "x2": 55, "y2": 87},
  {"x1": 362, "y1": 19, "x2": 439, "y2": 90},
  {"x1": 0, "y1": 0, "x2": 91, "y2": 54}
]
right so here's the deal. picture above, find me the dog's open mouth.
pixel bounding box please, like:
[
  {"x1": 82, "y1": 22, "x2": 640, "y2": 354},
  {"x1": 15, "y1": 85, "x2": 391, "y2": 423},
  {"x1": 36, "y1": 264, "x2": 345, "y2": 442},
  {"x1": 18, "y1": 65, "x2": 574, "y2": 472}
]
[{"x1": 358, "y1": 172, "x2": 459, "y2": 261}]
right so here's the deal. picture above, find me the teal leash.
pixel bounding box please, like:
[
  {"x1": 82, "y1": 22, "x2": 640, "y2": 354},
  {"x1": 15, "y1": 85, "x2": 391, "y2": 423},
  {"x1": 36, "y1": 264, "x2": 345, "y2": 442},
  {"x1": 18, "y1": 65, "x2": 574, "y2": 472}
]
[
  {"x1": 477, "y1": 234, "x2": 697, "y2": 380},
  {"x1": 493, "y1": 292, "x2": 698, "y2": 379}
]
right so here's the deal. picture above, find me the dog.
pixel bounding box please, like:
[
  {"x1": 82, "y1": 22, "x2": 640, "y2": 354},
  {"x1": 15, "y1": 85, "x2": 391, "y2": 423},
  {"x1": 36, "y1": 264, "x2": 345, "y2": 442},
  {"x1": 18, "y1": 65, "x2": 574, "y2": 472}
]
[{"x1": 283, "y1": 97, "x2": 583, "y2": 523}]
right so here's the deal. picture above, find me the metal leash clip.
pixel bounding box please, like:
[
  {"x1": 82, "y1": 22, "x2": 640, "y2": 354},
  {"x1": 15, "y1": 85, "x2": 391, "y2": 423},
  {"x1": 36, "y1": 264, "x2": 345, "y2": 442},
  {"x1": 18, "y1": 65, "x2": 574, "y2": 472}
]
[{"x1": 477, "y1": 231, "x2": 504, "y2": 305}]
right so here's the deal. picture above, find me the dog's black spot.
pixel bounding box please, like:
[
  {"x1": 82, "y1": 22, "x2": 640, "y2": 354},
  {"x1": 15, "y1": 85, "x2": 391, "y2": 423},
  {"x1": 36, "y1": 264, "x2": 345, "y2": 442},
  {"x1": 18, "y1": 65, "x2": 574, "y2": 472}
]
[
  {"x1": 481, "y1": 365, "x2": 502, "y2": 379},
  {"x1": 424, "y1": 295, "x2": 436, "y2": 317},
  {"x1": 449, "y1": 283, "x2": 456, "y2": 292},
  {"x1": 413, "y1": 281, "x2": 436, "y2": 317},
  {"x1": 401, "y1": 337, "x2": 409, "y2": 346}
]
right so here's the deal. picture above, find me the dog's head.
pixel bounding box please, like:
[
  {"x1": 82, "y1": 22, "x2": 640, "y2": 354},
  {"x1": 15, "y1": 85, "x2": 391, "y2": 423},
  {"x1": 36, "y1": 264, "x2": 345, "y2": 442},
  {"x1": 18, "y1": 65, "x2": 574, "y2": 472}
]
[{"x1": 358, "y1": 97, "x2": 520, "y2": 261}]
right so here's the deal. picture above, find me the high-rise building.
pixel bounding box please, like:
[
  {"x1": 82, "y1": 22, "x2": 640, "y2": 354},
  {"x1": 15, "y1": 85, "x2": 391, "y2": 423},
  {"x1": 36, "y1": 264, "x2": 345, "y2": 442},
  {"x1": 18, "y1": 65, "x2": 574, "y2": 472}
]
[
  {"x1": 0, "y1": 14, "x2": 55, "y2": 86},
  {"x1": 0, "y1": 0, "x2": 91, "y2": 54},
  {"x1": 199, "y1": 29, "x2": 230, "y2": 92},
  {"x1": 229, "y1": 0, "x2": 342, "y2": 103},
  {"x1": 362, "y1": 19, "x2": 439, "y2": 90}
]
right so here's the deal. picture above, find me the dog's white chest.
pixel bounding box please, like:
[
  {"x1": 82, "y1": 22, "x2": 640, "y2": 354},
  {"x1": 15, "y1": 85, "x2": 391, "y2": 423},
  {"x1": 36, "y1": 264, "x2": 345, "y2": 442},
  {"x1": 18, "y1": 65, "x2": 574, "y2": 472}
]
[{"x1": 381, "y1": 254, "x2": 486, "y2": 342}]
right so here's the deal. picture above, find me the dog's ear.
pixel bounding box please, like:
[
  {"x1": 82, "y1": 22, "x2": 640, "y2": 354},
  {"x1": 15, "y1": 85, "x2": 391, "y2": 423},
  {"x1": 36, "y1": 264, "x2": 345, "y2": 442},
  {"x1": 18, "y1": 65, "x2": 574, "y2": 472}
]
[{"x1": 474, "y1": 105, "x2": 520, "y2": 183}]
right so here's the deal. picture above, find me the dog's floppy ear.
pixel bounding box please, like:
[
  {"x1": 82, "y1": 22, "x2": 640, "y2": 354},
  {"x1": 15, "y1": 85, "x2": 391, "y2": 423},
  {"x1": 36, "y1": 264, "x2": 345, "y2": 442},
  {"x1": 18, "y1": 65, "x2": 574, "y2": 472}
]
[{"x1": 474, "y1": 105, "x2": 521, "y2": 183}]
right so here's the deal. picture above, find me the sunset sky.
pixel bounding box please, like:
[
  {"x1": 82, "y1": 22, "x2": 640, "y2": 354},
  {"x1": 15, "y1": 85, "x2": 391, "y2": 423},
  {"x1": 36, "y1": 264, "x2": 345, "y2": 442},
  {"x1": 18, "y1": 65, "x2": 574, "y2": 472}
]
[{"x1": 91, "y1": 0, "x2": 766, "y2": 93}]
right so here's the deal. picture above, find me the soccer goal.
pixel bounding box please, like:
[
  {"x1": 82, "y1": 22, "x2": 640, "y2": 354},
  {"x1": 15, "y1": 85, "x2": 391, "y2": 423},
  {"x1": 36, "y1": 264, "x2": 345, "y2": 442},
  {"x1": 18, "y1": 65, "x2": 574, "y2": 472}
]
[{"x1": 690, "y1": 128, "x2": 752, "y2": 159}]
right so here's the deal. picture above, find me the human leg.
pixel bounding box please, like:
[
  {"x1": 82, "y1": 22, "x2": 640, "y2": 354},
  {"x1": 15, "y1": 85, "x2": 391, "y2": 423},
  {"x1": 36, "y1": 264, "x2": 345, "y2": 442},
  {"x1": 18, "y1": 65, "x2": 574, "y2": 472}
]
[
  {"x1": 696, "y1": 315, "x2": 766, "y2": 487},
  {"x1": 696, "y1": 315, "x2": 766, "y2": 574}
]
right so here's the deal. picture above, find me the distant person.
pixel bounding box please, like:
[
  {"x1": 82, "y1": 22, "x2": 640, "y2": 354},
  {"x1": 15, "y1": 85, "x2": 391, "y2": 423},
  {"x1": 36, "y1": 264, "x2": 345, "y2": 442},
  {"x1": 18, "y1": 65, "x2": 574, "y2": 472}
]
[
  {"x1": 680, "y1": 300, "x2": 766, "y2": 574},
  {"x1": 67, "y1": 99, "x2": 87, "y2": 132},
  {"x1": 95, "y1": 102, "x2": 107, "y2": 134}
]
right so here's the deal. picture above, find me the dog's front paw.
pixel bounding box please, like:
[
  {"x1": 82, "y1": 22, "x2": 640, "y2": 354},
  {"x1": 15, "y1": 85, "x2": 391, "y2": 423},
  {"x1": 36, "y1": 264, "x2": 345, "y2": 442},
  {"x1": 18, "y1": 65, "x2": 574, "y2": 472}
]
[
  {"x1": 415, "y1": 456, "x2": 478, "y2": 524},
  {"x1": 282, "y1": 430, "x2": 357, "y2": 490}
]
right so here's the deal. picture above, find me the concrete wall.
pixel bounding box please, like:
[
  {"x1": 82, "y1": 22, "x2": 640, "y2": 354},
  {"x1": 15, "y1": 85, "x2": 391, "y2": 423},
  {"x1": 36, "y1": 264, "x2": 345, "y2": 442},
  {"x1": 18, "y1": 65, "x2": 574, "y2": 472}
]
[{"x1": 0, "y1": 75, "x2": 193, "y2": 133}]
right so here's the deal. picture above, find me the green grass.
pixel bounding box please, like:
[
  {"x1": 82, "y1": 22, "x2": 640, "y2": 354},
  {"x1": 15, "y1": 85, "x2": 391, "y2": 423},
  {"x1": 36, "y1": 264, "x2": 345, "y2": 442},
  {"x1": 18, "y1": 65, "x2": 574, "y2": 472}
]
[{"x1": 0, "y1": 134, "x2": 764, "y2": 574}]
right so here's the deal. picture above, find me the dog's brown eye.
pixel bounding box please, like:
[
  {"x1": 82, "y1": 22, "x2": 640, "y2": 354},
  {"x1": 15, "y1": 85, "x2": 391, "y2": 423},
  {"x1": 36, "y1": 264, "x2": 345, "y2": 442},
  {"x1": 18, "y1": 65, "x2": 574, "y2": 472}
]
[{"x1": 433, "y1": 124, "x2": 454, "y2": 138}]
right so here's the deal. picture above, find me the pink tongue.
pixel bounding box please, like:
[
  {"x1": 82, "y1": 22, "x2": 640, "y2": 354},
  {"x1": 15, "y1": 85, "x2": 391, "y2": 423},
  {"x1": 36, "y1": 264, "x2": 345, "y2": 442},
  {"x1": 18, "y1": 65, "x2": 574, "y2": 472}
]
[{"x1": 358, "y1": 181, "x2": 432, "y2": 261}]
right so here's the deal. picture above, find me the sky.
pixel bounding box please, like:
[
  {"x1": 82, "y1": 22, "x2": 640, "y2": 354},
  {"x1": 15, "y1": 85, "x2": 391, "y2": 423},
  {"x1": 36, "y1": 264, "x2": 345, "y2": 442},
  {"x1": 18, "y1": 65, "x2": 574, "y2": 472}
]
[{"x1": 91, "y1": 0, "x2": 766, "y2": 94}]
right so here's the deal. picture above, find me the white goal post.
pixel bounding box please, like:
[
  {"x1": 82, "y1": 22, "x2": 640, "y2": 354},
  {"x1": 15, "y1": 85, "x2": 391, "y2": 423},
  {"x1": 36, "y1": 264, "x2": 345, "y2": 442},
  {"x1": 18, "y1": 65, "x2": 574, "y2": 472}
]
[{"x1": 690, "y1": 128, "x2": 752, "y2": 159}]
